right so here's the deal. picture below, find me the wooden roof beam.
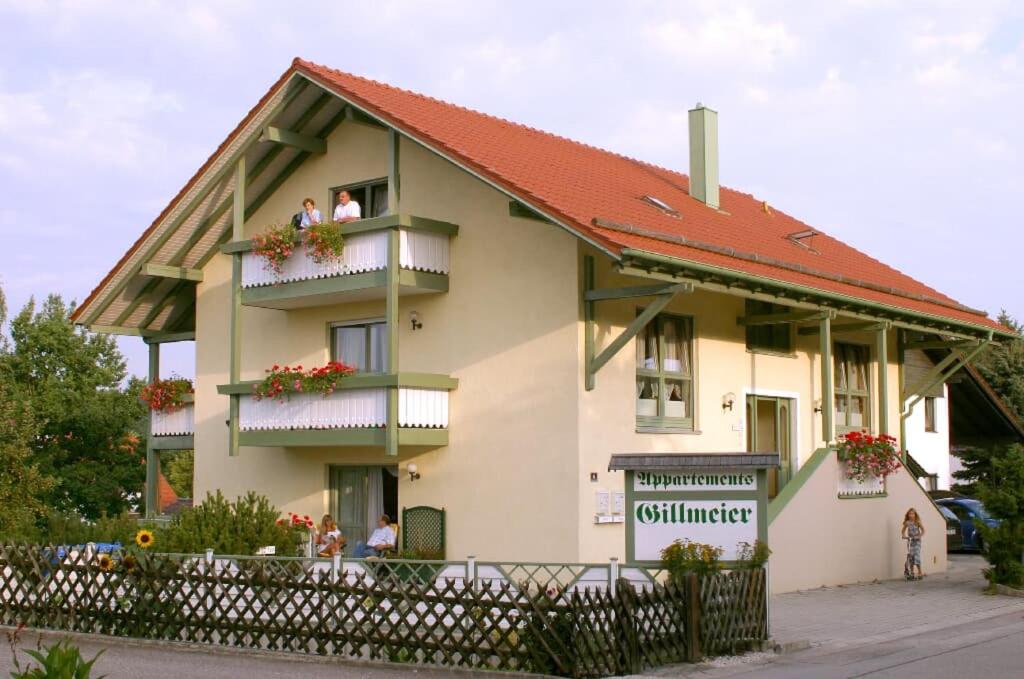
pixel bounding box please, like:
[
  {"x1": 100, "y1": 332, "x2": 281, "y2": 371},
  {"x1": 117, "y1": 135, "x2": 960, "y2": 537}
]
[
  {"x1": 260, "y1": 125, "x2": 326, "y2": 154},
  {"x1": 139, "y1": 263, "x2": 203, "y2": 282}
]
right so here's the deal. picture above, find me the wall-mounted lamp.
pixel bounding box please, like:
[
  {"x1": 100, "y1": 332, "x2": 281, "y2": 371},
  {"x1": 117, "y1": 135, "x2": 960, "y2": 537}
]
[
  {"x1": 410, "y1": 310, "x2": 423, "y2": 331},
  {"x1": 813, "y1": 399, "x2": 823, "y2": 414},
  {"x1": 406, "y1": 463, "x2": 421, "y2": 482},
  {"x1": 722, "y1": 392, "x2": 736, "y2": 412}
]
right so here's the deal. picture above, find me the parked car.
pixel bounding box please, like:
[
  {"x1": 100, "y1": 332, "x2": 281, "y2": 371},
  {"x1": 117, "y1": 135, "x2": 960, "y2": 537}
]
[
  {"x1": 936, "y1": 498, "x2": 998, "y2": 552},
  {"x1": 936, "y1": 504, "x2": 964, "y2": 552}
]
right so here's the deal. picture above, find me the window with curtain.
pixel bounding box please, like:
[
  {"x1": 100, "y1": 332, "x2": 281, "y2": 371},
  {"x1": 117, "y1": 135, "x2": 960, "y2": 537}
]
[
  {"x1": 636, "y1": 312, "x2": 694, "y2": 430},
  {"x1": 744, "y1": 299, "x2": 793, "y2": 354},
  {"x1": 924, "y1": 396, "x2": 937, "y2": 432},
  {"x1": 329, "y1": 179, "x2": 388, "y2": 218},
  {"x1": 834, "y1": 342, "x2": 870, "y2": 431},
  {"x1": 331, "y1": 320, "x2": 387, "y2": 372}
]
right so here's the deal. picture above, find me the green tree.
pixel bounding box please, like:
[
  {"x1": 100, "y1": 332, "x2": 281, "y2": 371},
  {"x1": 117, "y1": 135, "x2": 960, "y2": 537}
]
[
  {"x1": 0, "y1": 381, "x2": 54, "y2": 538},
  {"x1": 976, "y1": 443, "x2": 1024, "y2": 588},
  {"x1": 164, "y1": 449, "x2": 194, "y2": 498},
  {"x1": 2, "y1": 295, "x2": 146, "y2": 518},
  {"x1": 974, "y1": 311, "x2": 1024, "y2": 421}
]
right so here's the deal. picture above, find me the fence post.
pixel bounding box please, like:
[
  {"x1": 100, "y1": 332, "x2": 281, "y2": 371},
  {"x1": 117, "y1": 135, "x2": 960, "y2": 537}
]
[
  {"x1": 205, "y1": 548, "x2": 215, "y2": 619},
  {"x1": 331, "y1": 552, "x2": 341, "y2": 583},
  {"x1": 609, "y1": 557, "x2": 619, "y2": 596},
  {"x1": 615, "y1": 577, "x2": 640, "y2": 674},
  {"x1": 686, "y1": 572, "x2": 702, "y2": 662},
  {"x1": 467, "y1": 555, "x2": 476, "y2": 591}
]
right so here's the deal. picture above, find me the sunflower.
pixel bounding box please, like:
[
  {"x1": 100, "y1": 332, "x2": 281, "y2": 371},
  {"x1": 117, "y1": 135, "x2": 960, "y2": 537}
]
[
  {"x1": 97, "y1": 554, "x2": 113, "y2": 572},
  {"x1": 122, "y1": 554, "x2": 138, "y2": 574},
  {"x1": 135, "y1": 529, "x2": 155, "y2": 549}
]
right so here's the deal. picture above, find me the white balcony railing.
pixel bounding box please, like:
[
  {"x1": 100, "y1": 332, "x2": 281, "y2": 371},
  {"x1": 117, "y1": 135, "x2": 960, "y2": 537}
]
[
  {"x1": 837, "y1": 463, "x2": 885, "y2": 498},
  {"x1": 151, "y1": 404, "x2": 195, "y2": 437},
  {"x1": 238, "y1": 387, "x2": 449, "y2": 431},
  {"x1": 241, "y1": 229, "x2": 449, "y2": 289}
]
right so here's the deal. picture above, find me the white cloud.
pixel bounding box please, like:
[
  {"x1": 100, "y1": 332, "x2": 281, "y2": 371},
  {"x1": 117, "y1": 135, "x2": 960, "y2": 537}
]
[
  {"x1": 644, "y1": 7, "x2": 798, "y2": 72},
  {"x1": 0, "y1": 70, "x2": 182, "y2": 172}
]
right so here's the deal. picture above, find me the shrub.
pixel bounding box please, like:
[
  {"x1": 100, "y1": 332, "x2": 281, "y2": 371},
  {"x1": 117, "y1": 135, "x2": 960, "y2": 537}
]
[
  {"x1": 734, "y1": 540, "x2": 772, "y2": 570},
  {"x1": 976, "y1": 443, "x2": 1024, "y2": 588},
  {"x1": 157, "y1": 491, "x2": 298, "y2": 556},
  {"x1": 42, "y1": 510, "x2": 137, "y2": 546},
  {"x1": 661, "y1": 539, "x2": 724, "y2": 582},
  {"x1": 8, "y1": 636, "x2": 104, "y2": 679}
]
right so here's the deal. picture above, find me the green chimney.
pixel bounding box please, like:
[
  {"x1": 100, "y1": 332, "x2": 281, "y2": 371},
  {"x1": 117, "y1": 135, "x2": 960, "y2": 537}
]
[{"x1": 688, "y1": 104, "x2": 719, "y2": 209}]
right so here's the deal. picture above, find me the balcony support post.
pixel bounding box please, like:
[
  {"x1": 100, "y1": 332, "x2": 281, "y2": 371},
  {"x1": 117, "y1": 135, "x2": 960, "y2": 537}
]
[
  {"x1": 819, "y1": 313, "x2": 835, "y2": 445},
  {"x1": 385, "y1": 130, "x2": 401, "y2": 456},
  {"x1": 229, "y1": 156, "x2": 245, "y2": 457},
  {"x1": 877, "y1": 324, "x2": 890, "y2": 436},
  {"x1": 145, "y1": 342, "x2": 160, "y2": 518}
]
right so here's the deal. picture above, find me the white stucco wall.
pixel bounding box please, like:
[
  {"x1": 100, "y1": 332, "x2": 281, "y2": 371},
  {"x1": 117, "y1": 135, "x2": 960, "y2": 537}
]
[{"x1": 904, "y1": 385, "x2": 951, "y2": 489}]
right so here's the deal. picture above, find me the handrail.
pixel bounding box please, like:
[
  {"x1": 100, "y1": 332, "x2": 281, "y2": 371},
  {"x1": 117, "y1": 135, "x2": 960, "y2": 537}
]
[
  {"x1": 216, "y1": 371, "x2": 458, "y2": 395},
  {"x1": 219, "y1": 213, "x2": 459, "y2": 254}
]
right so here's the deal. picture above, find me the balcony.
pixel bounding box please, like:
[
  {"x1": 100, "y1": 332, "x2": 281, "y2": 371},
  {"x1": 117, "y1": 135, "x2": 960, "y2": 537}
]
[
  {"x1": 150, "y1": 396, "x2": 194, "y2": 450},
  {"x1": 220, "y1": 214, "x2": 457, "y2": 310},
  {"x1": 217, "y1": 373, "x2": 455, "y2": 448}
]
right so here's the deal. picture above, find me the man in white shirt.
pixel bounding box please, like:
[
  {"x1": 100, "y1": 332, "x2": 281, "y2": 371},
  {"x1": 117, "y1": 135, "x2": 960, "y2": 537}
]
[
  {"x1": 353, "y1": 514, "x2": 396, "y2": 558},
  {"x1": 332, "y1": 190, "x2": 361, "y2": 223}
]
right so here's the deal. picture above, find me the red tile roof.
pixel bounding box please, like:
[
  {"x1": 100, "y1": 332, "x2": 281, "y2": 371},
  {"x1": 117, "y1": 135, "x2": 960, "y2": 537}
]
[
  {"x1": 293, "y1": 58, "x2": 1007, "y2": 335},
  {"x1": 74, "y1": 58, "x2": 1010, "y2": 336}
]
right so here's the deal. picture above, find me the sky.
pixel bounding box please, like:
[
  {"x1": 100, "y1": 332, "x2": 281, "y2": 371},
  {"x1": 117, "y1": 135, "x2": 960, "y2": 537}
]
[{"x1": 0, "y1": 0, "x2": 1021, "y2": 379}]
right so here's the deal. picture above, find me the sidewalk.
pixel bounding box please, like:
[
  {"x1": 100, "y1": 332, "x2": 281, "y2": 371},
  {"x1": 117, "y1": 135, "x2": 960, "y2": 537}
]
[{"x1": 770, "y1": 554, "x2": 1024, "y2": 650}]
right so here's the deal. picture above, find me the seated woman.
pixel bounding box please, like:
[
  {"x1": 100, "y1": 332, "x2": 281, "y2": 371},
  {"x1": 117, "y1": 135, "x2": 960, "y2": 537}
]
[
  {"x1": 352, "y1": 514, "x2": 396, "y2": 558},
  {"x1": 299, "y1": 197, "x2": 322, "y2": 228},
  {"x1": 315, "y1": 514, "x2": 345, "y2": 557}
]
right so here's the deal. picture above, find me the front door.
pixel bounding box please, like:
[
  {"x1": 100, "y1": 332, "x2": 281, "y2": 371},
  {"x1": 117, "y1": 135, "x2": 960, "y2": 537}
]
[
  {"x1": 331, "y1": 466, "x2": 368, "y2": 547},
  {"x1": 746, "y1": 396, "x2": 793, "y2": 498}
]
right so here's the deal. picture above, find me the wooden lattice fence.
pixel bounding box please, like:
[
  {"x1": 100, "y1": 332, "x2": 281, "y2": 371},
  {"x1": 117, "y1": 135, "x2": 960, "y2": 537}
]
[{"x1": 0, "y1": 545, "x2": 766, "y2": 677}]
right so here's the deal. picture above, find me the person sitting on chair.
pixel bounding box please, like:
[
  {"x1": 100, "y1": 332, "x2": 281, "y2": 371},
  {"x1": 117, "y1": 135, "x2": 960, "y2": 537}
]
[
  {"x1": 316, "y1": 515, "x2": 345, "y2": 557},
  {"x1": 352, "y1": 514, "x2": 396, "y2": 558},
  {"x1": 299, "y1": 197, "x2": 322, "y2": 229}
]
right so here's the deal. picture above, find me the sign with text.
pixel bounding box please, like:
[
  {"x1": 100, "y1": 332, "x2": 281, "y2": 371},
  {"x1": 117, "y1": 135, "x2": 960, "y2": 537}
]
[
  {"x1": 633, "y1": 499, "x2": 758, "y2": 561},
  {"x1": 617, "y1": 461, "x2": 771, "y2": 564},
  {"x1": 633, "y1": 470, "x2": 757, "y2": 492}
]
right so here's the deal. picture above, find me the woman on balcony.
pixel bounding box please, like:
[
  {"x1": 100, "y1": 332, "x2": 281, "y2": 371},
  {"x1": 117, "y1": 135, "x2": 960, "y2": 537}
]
[{"x1": 299, "y1": 197, "x2": 322, "y2": 228}]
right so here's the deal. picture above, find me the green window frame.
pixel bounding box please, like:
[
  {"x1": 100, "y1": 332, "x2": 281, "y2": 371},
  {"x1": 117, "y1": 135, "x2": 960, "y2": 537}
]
[
  {"x1": 636, "y1": 312, "x2": 695, "y2": 432},
  {"x1": 330, "y1": 319, "x2": 387, "y2": 373},
  {"x1": 329, "y1": 177, "x2": 389, "y2": 219},
  {"x1": 834, "y1": 342, "x2": 871, "y2": 432},
  {"x1": 745, "y1": 299, "x2": 793, "y2": 354}
]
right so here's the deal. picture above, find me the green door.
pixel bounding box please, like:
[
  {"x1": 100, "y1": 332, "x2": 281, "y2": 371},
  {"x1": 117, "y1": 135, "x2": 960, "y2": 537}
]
[
  {"x1": 746, "y1": 396, "x2": 793, "y2": 498},
  {"x1": 331, "y1": 466, "x2": 368, "y2": 547}
]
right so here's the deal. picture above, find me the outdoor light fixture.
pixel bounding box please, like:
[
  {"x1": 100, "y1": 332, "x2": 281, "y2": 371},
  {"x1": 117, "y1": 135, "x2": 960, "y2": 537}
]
[
  {"x1": 407, "y1": 463, "x2": 421, "y2": 482},
  {"x1": 722, "y1": 392, "x2": 735, "y2": 412},
  {"x1": 410, "y1": 310, "x2": 423, "y2": 331},
  {"x1": 813, "y1": 399, "x2": 823, "y2": 414}
]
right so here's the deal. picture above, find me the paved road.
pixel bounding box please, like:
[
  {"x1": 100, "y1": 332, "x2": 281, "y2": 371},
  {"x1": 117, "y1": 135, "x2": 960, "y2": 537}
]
[
  {"x1": 652, "y1": 609, "x2": 1024, "y2": 678},
  {"x1": 0, "y1": 633, "x2": 496, "y2": 679},
  {"x1": 651, "y1": 554, "x2": 1024, "y2": 678}
]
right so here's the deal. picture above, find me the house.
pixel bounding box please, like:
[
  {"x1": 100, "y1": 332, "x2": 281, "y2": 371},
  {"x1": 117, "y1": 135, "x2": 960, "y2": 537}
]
[{"x1": 71, "y1": 58, "x2": 1013, "y2": 592}]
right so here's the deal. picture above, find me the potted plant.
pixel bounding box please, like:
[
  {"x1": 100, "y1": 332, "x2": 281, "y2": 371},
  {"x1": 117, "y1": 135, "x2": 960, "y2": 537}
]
[
  {"x1": 140, "y1": 376, "x2": 193, "y2": 413},
  {"x1": 836, "y1": 431, "x2": 902, "y2": 483}
]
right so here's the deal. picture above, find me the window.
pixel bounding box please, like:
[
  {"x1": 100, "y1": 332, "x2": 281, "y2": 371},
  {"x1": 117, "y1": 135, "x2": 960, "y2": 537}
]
[
  {"x1": 924, "y1": 396, "x2": 937, "y2": 432},
  {"x1": 834, "y1": 342, "x2": 870, "y2": 431},
  {"x1": 331, "y1": 320, "x2": 387, "y2": 372},
  {"x1": 744, "y1": 300, "x2": 793, "y2": 354},
  {"x1": 330, "y1": 178, "x2": 389, "y2": 219},
  {"x1": 636, "y1": 313, "x2": 694, "y2": 430}
]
